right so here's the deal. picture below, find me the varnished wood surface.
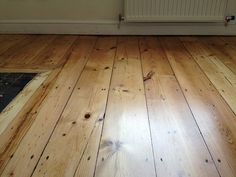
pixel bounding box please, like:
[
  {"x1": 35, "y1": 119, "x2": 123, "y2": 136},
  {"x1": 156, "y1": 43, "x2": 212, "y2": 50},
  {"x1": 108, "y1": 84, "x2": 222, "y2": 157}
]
[{"x1": 0, "y1": 35, "x2": 236, "y2": 177}]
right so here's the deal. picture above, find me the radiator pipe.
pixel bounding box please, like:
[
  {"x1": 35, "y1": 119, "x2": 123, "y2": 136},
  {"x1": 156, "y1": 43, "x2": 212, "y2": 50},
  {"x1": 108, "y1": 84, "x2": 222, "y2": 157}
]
[{"x1": 118, "y1": 14, "x2": 125, "y2": 29}]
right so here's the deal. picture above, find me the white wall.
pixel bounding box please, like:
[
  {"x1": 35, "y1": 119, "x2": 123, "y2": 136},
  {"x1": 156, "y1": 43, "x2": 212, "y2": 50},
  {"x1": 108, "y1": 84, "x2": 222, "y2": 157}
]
[
  {"x1": 0, "y1": 0, "x2": 235, "y2": 35},
  {"x1": 0, "y1": 0, "x2": 122, "y2": 21}
]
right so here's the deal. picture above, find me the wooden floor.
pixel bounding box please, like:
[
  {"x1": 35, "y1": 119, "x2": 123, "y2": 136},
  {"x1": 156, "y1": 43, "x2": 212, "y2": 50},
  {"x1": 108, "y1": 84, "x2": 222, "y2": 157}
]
[{"x1": 0, "y1": 35, "x2": 236, "y2": 177}]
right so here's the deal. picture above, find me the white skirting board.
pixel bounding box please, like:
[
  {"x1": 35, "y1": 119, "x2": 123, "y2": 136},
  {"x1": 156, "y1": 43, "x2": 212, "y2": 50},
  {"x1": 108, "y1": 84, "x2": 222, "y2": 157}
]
[{"x1": 0, "y1": 20, "x2": 236, "y2": 35}]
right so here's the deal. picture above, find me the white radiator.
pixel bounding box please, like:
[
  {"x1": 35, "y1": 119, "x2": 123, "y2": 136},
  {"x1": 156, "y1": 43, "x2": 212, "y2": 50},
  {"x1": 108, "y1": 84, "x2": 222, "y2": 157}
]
[{"x1": 124, "y1": 0, "x2": 228, "y2": 22}]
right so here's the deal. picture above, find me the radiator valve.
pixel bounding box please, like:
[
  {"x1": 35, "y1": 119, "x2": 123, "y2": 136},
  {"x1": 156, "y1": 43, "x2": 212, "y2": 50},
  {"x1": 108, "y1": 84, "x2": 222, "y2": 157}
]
[{"x1": 225, "y1": 15, "x2": 235, "y2": 26}]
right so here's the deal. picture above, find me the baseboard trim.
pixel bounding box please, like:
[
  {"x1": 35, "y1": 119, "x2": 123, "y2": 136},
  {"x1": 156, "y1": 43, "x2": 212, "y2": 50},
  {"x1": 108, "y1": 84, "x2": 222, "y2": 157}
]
[{"x1": 0, "y1": 20, "x2": 236, "y2": 35}]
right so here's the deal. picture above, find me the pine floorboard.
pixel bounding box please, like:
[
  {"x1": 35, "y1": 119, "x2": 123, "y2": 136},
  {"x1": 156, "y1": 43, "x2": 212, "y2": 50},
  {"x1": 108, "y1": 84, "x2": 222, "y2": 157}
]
[{"x1": 0, "y1": 35, "x2": 235, "y2": 177}]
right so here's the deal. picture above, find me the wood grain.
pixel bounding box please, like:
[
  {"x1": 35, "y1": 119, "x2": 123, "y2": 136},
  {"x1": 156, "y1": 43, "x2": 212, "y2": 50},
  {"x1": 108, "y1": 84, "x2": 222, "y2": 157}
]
[
  {"x1": 0, "y1": 36, "x2": 96, "y2": 177},
  {"x1": 0, "y1": 71, "x2": 50, "y2": 135},
  {"x1": 0, "y1": 35, "x2": 236, "y2": 177},
  {"x1": 197, "y1": 37, "x2": 236, "y2": 75},
  {"x1": 94, "y1": 37, "x2": 156, "y2": 177},
  {"x1": 0, "y1": 69, "x2": 60, "y2": 173},
  {"x1": 181, "y1": 38, "x2": 236, "y2": 114},
  {"x1": 161, "y1": 37, "x2": 236, "y2": 177},
  {"x1": 0, "y1": 36, "x2": 37, "y2": 67},
  {"x1": 32, "y1": 36, "x2": 117, "y2": 177},
  {"x1": 140, "y1": 37, "x2": 220, "y2": 177},
  {"x1": 0, "y1": 35, "x2": 26, "y2": 56},
  {"x1": 29, "y1": 35, "x2": 77, "y2": 68},
  {"x1": 4, "y1": 35, "x2": 56, "y2": 66}
]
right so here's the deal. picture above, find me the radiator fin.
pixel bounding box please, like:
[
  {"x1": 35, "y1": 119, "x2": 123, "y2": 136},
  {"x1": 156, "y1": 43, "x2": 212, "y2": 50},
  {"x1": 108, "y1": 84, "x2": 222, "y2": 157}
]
[{"x1": 125, "y1": 0, "x2": 228, "y2": 22}]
